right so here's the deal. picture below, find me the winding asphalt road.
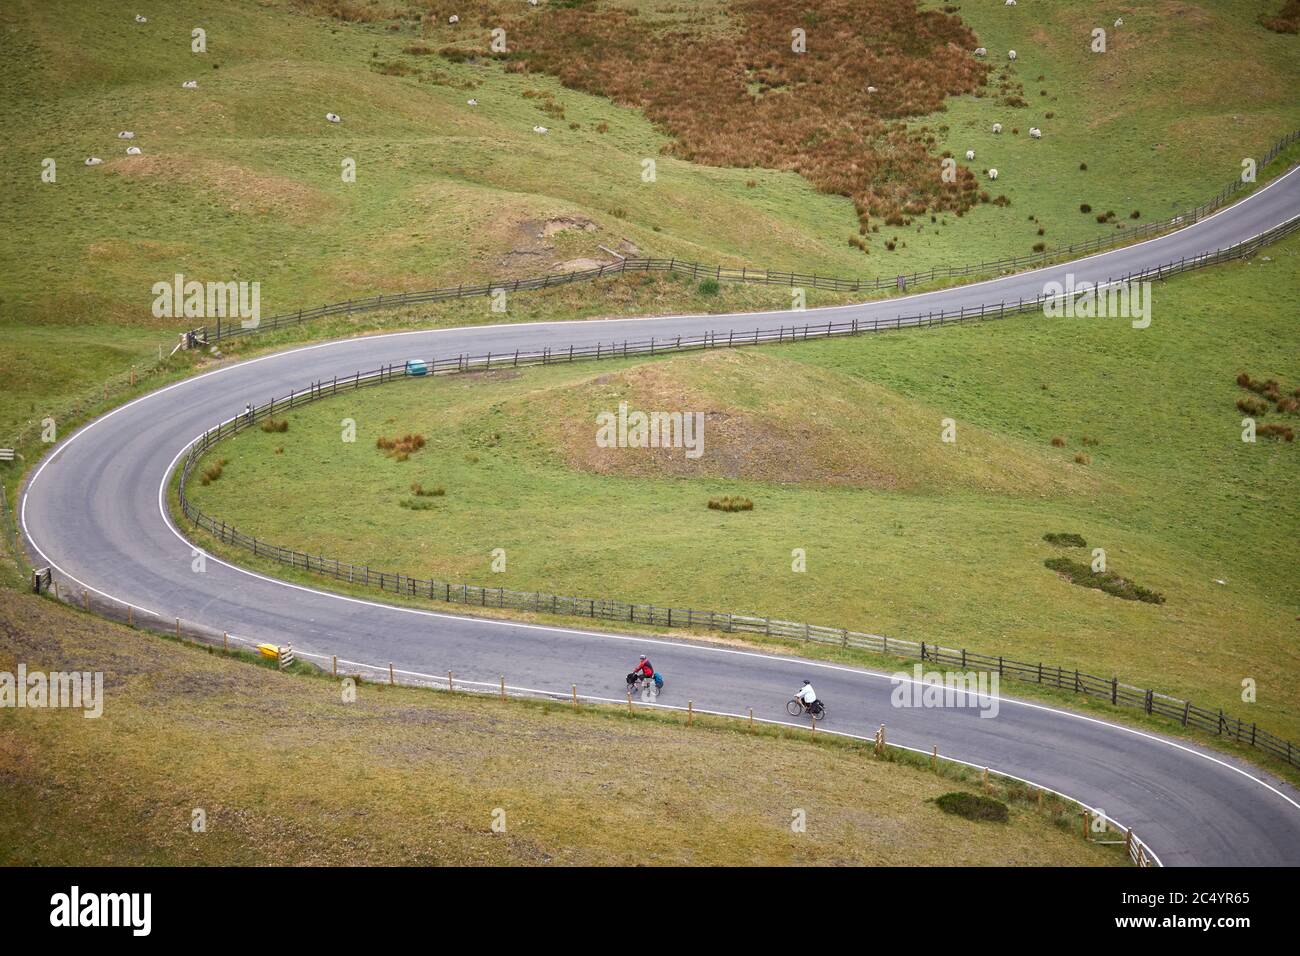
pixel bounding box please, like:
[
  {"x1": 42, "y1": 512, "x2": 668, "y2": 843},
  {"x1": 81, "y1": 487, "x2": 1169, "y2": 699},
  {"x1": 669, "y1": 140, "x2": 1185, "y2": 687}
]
[{"x1": 20, "y1": 165, "x2": 1300, "y2": 867}]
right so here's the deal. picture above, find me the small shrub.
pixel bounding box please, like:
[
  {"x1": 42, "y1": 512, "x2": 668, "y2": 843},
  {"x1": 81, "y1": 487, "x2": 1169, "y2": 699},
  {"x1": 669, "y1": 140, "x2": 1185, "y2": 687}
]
[
  {"x1": 1130, "y1": 210, "x2": 1141, "y2": 219},
  {"x1": 1073, "y1": 452, "x2": 1090, "y2": 465},
  {"x1": 1236, "y1": 397, "x2": 1269, "y2": 416},
  {"x1": 377, "y1": 433, "x2": 426, "y2": 460},
  {"x1": 1259, "y1": 423, "x2": 1296, "y2": 441},
  {"x1": 1079, "y1": 162, "x2": 1087, "y2": 171},
  {"x1": 1031, "y1": 242, "x2": 1045, "y2": 252},
  {"x1": 698, "y1": 278, "x2": 720, "y2": 296},
  {"x1": 934, "y1": 792, "x2": 1009, "y2": 823},
  {"x1": 595, "y1": 122, "x2": 609, "y2": 133},
  {"x1": 410, "y1": 482, "x2": 446, "y2": 497},
  {"x1": 1080, "y1": 435, "x2": 1099, "y2": 446},
  {"x1": 1050, "y1": 435, "x2": 1065, "y2": 447},
  {"x1": 399, "y1": 497, "x2": 436, "y2": 510},
  {"x1": 1079, "y1": 203, "x2": 1091, "y2": 213},
  {"x1": 261, "y1": 417, "x2": 289, "y2": 433},
  {"x1": 1043, "y1": 532, "x2": 1087, "y2": 548},
  {"x1": 199, "y1": 458, "x2": 229, "y2": 486},
  {"x1": 1044, "y1": 557, "x2": 1165, "y2": 604},
  {"x1": 708, "y1": 495, "x2": 754, "y2": 512}
]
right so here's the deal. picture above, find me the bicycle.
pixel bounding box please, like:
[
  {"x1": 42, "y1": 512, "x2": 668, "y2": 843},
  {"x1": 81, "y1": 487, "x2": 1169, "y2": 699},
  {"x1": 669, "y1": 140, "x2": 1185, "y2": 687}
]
[
  {"x1": 627, "y1": 673, "x2": 664, "y2": 697},
  {"x1": 787, "y1": 697, "x2": 826, "y2": 721}
]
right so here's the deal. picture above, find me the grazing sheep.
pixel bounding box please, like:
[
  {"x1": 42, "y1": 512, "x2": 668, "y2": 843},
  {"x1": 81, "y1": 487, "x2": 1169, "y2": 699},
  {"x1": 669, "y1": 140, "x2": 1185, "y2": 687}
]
[
  {"x1": 1005, "y1": 0, "x2": 1017, "y2": 5},
  {"x1": 965, "y1": 149, "x2": 975, "y2": 161},
  {"x1": 988, "y1": 168, "x2": 999, "y2": 180},
  {"x1": 1114, "y1": 17, "x2": 1124, "y2": 27},
  {"x1": 126, "y1": 146, "x2": 142, "y2": 155},
  {"x1": 974, "y1": 47, "x2": 987, "y2": 57},
  {"x1": 134, "y1": 14, "x2": 147, "y2": 23},
  {"x1": 1008, "y1": 49, "x2": 1018, "y2": 61},
  {"x1": 867, "y1": 85, "x2": 878, "y2": 93},
  {"x1": 532, "y1": 125, "x2": 549, "y2": 134},
  {"x1": 466, "y1": 98, "x2": 478, "y2": 106},
  {"x1": 448, "y1": 15, "x2": 459, "y2": 24},
  {"x1": 1029, "y1": 127, "x2": 1042, "y2": 139},
  {"x1": 181, "y1": 80, "x2": 197, "y2": 89},
  {"x1": 325, "y1": 112, "x2": 341, "y2": 123},
  {"x1": 992, "y1": 122, "x2": 1003, "y2": 134},
  {"x1": 118, "y1": 131, "x2": 135, "y2": 139},
  {"x1": 84, "y1": 157, "x2": 103, "y2": 166}
]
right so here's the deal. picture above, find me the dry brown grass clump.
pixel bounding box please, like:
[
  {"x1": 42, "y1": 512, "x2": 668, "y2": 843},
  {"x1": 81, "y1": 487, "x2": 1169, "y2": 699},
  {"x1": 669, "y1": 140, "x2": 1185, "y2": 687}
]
[
  {"x1": 501, "y1": 0, "x2": 991, "y2": 229},
  {"x1": 708, "y1": 495, "x2": 754, "y2": 512},
  {"x1": 1260, "y1": 0, "x2": 1300, "y2": 33},
  {"x1": 377, "y1": 433, "x2": 426, "y2": 461},
  {"x1": 199, "y1": 458, "x2": 229, "y2": 486}
]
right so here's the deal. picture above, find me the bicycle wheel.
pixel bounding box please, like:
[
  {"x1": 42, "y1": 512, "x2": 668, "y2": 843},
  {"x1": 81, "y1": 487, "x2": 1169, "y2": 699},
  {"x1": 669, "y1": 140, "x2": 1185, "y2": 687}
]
[
  {"x1": 786, "y1": 699, "x2": 803, "y2": 717},
  {"x1": 812, "y1": 704, "x2": 826, "y2": 722}
]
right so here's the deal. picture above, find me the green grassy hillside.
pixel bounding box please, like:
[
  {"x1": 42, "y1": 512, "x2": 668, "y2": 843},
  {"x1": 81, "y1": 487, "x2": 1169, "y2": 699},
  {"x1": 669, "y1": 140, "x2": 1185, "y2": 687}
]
[{"x1": 3, "y1": 0, "x2": 1298, "y2": 443}]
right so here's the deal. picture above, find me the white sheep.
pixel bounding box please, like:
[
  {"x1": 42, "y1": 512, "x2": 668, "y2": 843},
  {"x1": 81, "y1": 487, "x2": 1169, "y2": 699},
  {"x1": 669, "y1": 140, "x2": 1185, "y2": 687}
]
[
  {"x1": 1005, "y1": 0, "x2": 1017, "y2": 6},
  {"x1": 992, "y1": 122, "x2": 1003, "y2": 134},
  {"x1": 1029, "y1": 127, "x2": 1042, "y2": 139},
  {"x1": 181, "y1": 80, "x2": 198, "y2": 89},
  {"x1": 126, "y1": 146, "x2": 142, "y2": 155},
  {"x1": 466, "y1": 98, "x2": 478, "y2": 106},
  {"x1": 118, "y1": 131, "x2": 135, "y2": 139},
  {"x1": 974, "y1": 47, "x2": 987, "y2": 57},
  {"x1": 1114, "y1": 17, "x2": 1124, "y2": 27},
  {"x1": 84, "y1": 157, "x2": 103, "y2": 166},
  {"x1": 988, "y1": 168, "x2": 999, "y2": 180},
  {"x1": 1008, "y1": 50, "x2": 1018, "y2": 61},
  {"x1": 135, "y1": 14, "x2": 147, "y2": 23},
  {"x1": 325, "y1": 112, "x2": 341, "y2": 123},
  {"x1": 867, "y1": 85, "x2": 878, "y2": 93},
  {"x1": 965, "y1": 149, "x2": 975, "y2": 161},
  {"x1": 449, "y1": 14, "x2": 459, "y2": 24},
  {"x1": 532, "y1": 125, "x2": 549, "y2": 134}
]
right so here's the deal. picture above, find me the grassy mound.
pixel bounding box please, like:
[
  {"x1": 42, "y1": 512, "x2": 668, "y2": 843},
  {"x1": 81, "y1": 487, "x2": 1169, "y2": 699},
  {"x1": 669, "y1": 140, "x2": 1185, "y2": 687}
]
[{"x1": 934, "y1": 792, "x2": 1010, "y2": 824}]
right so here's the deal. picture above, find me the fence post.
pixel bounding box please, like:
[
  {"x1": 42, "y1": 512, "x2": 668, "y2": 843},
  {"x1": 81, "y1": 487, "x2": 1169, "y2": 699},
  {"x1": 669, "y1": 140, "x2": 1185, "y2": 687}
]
[
  {"x1": 448, "y1": 671, "x2": 454, "y2": 693},
  {"x1": 748, "y1": 707, "x2": 754, "y2": 731},
  {"x1": 500, "y1": 675, "x2": 506, "y2": 700},
  {"x1": 389, "y1": 663, "x2": 395, "y2": 686},
  {"x1": 687, "y1": 700, "x2": 694, "y2": 726},
  {"x1": 931, "y1": 746, "x2": 938, "y2": 772},
  {"x1": 571, "y1": 684, "x2": 578, "y2": 709}
]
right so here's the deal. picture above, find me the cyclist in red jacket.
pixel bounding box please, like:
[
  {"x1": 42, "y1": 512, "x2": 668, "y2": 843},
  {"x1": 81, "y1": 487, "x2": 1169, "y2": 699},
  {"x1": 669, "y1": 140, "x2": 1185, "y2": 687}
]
[
  {"x1": 627, "y1": 655, "x2": 654, "y2": 685},
  {"x1": 626, "y1": 655, "x2": 663, "y2": 689}
]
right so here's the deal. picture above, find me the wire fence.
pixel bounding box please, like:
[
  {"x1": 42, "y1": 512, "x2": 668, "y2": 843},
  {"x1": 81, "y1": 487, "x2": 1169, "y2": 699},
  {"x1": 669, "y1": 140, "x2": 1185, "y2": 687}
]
[
  {"x1": 175, "y1": 214, "x2": 1300, "y2": 770},
  {"x1": 27, "y1": 577, "x2": 1158, "y2": 865},
  {"x1": 189, "y1": 128, "x2": 1300, "y2": 345}
]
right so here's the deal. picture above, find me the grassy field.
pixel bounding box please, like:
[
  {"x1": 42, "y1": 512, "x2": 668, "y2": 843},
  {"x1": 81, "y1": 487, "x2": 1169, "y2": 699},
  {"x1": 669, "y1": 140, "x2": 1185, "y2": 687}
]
[
  {"x1": 0, "y1": 589, "x2": 1122, "y2": 865},
  {"x1": 185, "y1": 231, "x2": 1300, "y2": 743},
  {"x1": 3, "y1": 0, "x2": 1298, "y2": 444}
]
